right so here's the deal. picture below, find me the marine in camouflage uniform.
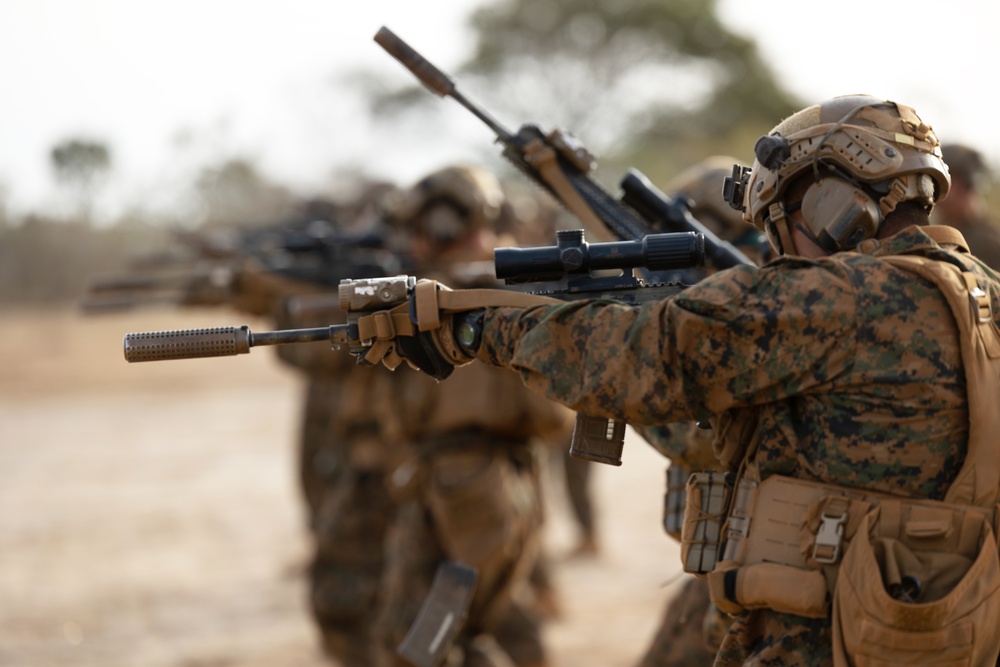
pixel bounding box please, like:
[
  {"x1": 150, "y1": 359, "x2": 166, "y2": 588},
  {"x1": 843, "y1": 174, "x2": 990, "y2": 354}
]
[
  {"x1": 370, "y1": 166, "x2": 574, "y2": 667},
  {"x1": 278, "y1": 304, "x2": 401, "y2": 667},
  {"x1": 237, "y1": 190, "x2": 397, "y2": 667},
  {"x1": 934, "y1": 142, "x2": 1000, "y2": 270},
  {"x1": 363, "y1": 96, "x2": 997, "y2": 665},
  {"x1": 632, "y1": 157, "x2": 769, "y2": 667}
]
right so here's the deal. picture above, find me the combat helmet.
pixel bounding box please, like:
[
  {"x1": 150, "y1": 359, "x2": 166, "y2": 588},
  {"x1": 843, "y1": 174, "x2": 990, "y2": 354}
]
[
  {"x1": 669, "y1": 156, "x2": 761, "y2": 241},
  {"x1": 670, "y1": 155, "x2": 770, "y2": 266},
  {"x1": 941, "y1": 143, "x2": 989, "y2": 192},
  {"x1": 382, "y1": 164, "x2": 505, "y2": 245},
  {"x1": 729, "y1": 95, "x2": 951, "y2": 255}
]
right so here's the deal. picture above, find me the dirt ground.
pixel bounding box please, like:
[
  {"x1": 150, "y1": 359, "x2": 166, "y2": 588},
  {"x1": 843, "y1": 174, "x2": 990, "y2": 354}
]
[{"x1": 0, "y1": 306, "x2": 687, "y2": 667}]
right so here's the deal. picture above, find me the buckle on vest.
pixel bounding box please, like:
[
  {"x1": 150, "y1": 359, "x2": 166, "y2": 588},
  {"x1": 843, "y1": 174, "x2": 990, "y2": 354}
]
[
  {"x1": 812, "y1": 498, "x2": 849, "y2": 564},
  {"x1": 969, "y1": 285, "x2": 992, "y2": 324}
]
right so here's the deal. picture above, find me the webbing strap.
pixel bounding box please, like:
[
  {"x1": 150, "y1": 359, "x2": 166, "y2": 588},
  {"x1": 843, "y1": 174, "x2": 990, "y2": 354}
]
[
  {"x1": 435, "y1": 286, "x2": 563, "y2": 311},
  {"x1": 351, "y1": 281, "x2": 563, "y2": 367},
  {"x1": 925, "y1": 224, "x2": 969, "y2": 250},
  {"x1": 521, "y1": 138, "x2": 608, "y2": 235},
  {"x1": 414, "y1": 280, "x2": 441, "y2": 331},
  {"x1": 356, "y1": 310, "x2": 413, "y2": 342}
]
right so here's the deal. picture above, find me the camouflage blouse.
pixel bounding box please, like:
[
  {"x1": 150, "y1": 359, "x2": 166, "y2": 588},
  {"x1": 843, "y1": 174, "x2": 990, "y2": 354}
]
[{"x1": 477, "y1": 225, "x2": 995, "y2": 502}]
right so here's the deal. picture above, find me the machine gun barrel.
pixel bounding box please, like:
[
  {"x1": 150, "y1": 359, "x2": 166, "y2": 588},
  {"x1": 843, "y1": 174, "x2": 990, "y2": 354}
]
[{"x1": 123, "y1": 325, "x2": 349, "y2": 363}]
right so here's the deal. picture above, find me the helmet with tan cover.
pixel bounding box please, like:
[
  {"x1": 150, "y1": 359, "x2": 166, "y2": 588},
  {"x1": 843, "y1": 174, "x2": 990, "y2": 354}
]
[
  {"x1": 941, "y1": 143, "x2": 989, "y2": 192},
  {"x1": 736, "y1": 95, "x2": 951, "y2": 254},
  {"x1": 669, "y1": 155, "x2": 770, "y2": 266},
  {"x1": 669, "y1": 156, "x2": 756, "y2": 241},
  {"x1": 382, "y1": 164, "x2": 505, "y2": 246}
]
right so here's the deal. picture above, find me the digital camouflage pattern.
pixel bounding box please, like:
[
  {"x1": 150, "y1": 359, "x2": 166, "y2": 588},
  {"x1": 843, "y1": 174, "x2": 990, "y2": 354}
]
[
  {"x1": 273, "y1": 300, "x2": 400, "y2": 667},
  {"x1": 476, "y1": 225, "x2": 998, "y2": 665},
  {"x1": 371, "y1": 167, "x2": 575, "y2": 667},
  {"x1": 627, "y1": 159, "x2": 764, "y2": 667},
  {"x1": 634, "y1": 577, "x2": 720, "y2": 667},
  {"x1": 634, "y1": 423, "x2": 720, "y2": 471},
  {"x1": 370, "y1": 349, "x2": 571, "y2": 667}
]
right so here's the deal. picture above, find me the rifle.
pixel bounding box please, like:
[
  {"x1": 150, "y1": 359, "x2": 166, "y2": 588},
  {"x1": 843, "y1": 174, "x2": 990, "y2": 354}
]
[
  {"x1": 374, "y1": 26, "x2": 754, "y2": 269},
  {"x1": 80, "y1": 219, "x2": 405, "y2": 315},
  {"x1": 124, "y1": 30, "x2": 721, "y2": 667},
  {"x1": 123, "y1": 229, "x2": 703, "y2": 466}
]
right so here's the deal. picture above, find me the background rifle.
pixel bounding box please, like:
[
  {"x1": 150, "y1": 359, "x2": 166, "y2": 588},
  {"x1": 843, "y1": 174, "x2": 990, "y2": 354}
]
[
  {"x1": 81, "y1": 217, "x2": 406, "y2": 315},
  {"x1": 374, "y1": 26, "x2": 754, "y2": 270}
]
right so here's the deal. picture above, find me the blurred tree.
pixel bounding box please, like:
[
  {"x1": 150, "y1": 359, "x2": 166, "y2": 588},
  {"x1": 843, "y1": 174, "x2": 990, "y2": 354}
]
[
  {"x1": 50, "y1": 138, "x2": 111, "y2": 223},
  {"x1": 365, "y1": 0, "x2": 801, "y2": 187},
  {"x1": 0, "y1": 184, "x2": 8, "y2": 230},
  {"x1": 0, "y1": 211, "x2": 170, "y2": 304}
]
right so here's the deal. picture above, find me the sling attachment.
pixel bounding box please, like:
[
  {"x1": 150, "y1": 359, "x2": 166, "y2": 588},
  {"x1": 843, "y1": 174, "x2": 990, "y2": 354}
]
[
  {"x1": 965, "y1": 273, "x2": 992, "y2": 324},
  {"x1": 813, "y1": 496, "x2": 850, "y2": 565}
]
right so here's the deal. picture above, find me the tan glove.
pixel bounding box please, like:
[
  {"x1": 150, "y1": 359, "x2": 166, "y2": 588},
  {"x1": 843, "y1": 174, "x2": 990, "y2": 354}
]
[{"x1": 343, "y1": 277, "x2": 557, "y2": 379}]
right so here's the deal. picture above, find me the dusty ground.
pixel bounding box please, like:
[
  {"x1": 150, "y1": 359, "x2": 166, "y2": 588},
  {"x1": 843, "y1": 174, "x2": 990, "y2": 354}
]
[{"x1": 0, "y1": 306, "x2": 686, "y2": 667}]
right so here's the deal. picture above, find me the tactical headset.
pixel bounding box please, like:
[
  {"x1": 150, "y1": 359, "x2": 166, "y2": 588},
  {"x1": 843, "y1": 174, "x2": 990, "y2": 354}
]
[{"x1": 723, "y1": 96, "x2": 950, "y2": 256}]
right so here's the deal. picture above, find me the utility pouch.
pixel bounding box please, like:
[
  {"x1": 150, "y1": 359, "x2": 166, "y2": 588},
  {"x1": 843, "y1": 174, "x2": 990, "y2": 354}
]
[
  {"x1": 831, "y1": 502, "x2": 1000, "y2": 667},
  {"x1": 425, "y1": 446, "x2": 526, "y2": 568},
  {"x1": 706, "y1": 560, "x2": 829, "y2": 618},
  {"x1": 663, "y1": 464, "x2": 689, "y2": 539},
  {"x1": 680, "y1": 471, "x2": 734, "y2": 575}
]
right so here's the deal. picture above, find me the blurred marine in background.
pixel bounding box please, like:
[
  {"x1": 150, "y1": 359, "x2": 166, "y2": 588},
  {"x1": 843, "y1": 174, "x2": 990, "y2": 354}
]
[
  {"x1": 633, "y1": 156, "x2": 767, "y2": 667},
  {"x1": 365, "y1": 165, "x2": 574, "y2": 667},
  {"x1": 935, "y1": 142, "x2": 1000, "y2": 270}
]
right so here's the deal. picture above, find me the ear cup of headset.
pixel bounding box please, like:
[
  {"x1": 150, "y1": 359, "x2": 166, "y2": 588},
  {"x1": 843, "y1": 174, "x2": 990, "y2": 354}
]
[{"x1": 800, "y1": 178, "x2": 882, "y2": 252}]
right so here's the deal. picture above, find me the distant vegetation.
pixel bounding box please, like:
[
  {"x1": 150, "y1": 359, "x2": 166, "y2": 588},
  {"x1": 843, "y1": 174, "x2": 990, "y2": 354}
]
[
  {"x1": 5, "y1": 0, "x2": 1000, "y2": 306},
  {"x1": 0, "y1": 151, "x2": 305, "y2": 305}
]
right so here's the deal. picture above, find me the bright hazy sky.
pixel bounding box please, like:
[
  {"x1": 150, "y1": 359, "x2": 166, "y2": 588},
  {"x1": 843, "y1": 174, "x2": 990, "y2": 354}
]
[{"x1": 1, "y1": 0, "x2": 999, "y2": 220}]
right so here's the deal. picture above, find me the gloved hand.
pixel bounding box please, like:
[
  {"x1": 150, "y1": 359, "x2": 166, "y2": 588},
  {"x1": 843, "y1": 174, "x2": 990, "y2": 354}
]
[
  {"x1": 393, "y1": 327, "x2": 463, "y2": 380},
  {"x1": 394, "y1": 284, "x2": 487, "y2": 380},
  {"x1": 340, "y1": 275, "x2": 553, "y2": 380},
  {"x1": 345, "y1": 278, "x2": 481, "y2": 380}
]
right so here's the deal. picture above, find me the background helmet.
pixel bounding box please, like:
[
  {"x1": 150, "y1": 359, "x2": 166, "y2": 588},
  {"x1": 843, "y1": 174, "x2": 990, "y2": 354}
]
[
  {"x1": 669, "y1": 156, "x2": 749, "y2": 241},
  {"x1": 382, "y1": 164, "x2": 504, "y2": 245},
  {"x1": 742, "y1": 95, "x2": 951, "y2": 254},
  {"x1": 668, "y1": 155, "x2": 769, "y2": 266},
  {"x1": 941, "y1": 143, "x2": 989, "y2": 192}
]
